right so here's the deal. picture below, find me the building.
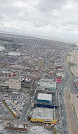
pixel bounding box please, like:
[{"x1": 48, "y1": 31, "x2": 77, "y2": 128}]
[
  {"x1": 35, "y1": 89, "x2": 57, "y2": 109},
  {"x1": 31, "y1": 107, "x2": 57, "y2": 124},
  {"x1": 0, "y1": 83, "x2": 9, "y2": 92},
  {"x1": 33, "y1": 59, "x2": 45, "y2": 67},
  {"x1": 21, "y1": 78, "x2": 33, "y2": 88},
  {"x1": 5, "y1": 122, "x2": 27, "y2": 133},
  {"x1": 74, "y1": 79, "x2": 78, "y2": 85},
  {"x1": 8, "y1": 52, "x2": 20, "y2": 56},
  {"x1": 55, "y1": 64, "x2": 62, "y2": 70},
  {"x1": 37, "y1": 93, "x2": 52, "y2": 104},
  {"x1": 9, "y1": 78, "x2": 21, "y2": 90},
  {"x1": 35, "y1": 78, "x2": 57, "y2": 108},
  {"x1": 38, "y1": 78, "x2": 56, "y2": 92},
  {"x1": 29, "y1": 126, "x2": 51, "y2": 134},
  {"x1": 10, "y1": 65, "x2": 24, "y2": 70},
  {"x1": 56, "y1": 72, "x2": 64, "y2": 79}
]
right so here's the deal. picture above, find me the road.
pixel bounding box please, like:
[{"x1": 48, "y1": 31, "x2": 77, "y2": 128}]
[
  {"x1": 56, "y1": 51, "x2": 71, "y2": 134},
  {"x1": 60, "y1": 51, "x2": 78, "y2": 134},
  {"x1": 64, "y1": 76, "x2": 78, "y2": 134},
  {"x1": 15, "y1": 50, "x2": 78, "y2": 134},
  {"x1": 19, "y1": 82, "x2": 37, "y2": 122}
]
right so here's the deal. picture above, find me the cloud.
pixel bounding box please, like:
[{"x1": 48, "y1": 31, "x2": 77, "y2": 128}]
[
  {"x1": 0, "y1": 0, "x2": 78, "y2": 42},
  {"x1": 37, "y1": 0, "x2": 67, "y2": 12}
]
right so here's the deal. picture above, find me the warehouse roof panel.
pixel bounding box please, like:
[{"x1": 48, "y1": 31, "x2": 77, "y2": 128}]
[
  {"x1": 37, "y1": 93, "x2": 52, "y2": 101},
  {"x1": 32, "y1": 107, "x2": 54, "y2": 120}
]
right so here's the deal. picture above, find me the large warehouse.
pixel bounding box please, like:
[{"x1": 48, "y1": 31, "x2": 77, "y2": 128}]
[
  {"x1": 31, "y1": 107, "x2": 57, "y2": 124},
  {"x1": 38, "y1": 79, "x2": 56, "y2": 93},
  {"x1": 37, "y1": 93, "x2": 52, "y2": 104}
]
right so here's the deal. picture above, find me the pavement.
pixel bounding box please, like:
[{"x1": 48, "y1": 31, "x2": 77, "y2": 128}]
[
  {"x1": 62, "y1": 52, "x2": 78, "y2": 134},
  {"x1": 56, "y1": 51, "x2": 71, "y2": 134},
  {"x1": 19, "y1": 83, "x2": 37, "y2": 122}
]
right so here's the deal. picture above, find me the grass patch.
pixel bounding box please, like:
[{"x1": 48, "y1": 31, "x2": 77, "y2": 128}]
[
  {"x1": 53, "y1": 127, "x2": 57, "y2": 134},
  {"x1": 72, "y1": 104, "x2": 75, "y2": 111},
  {"x1": 66, "y1": 53, "x2": 75, "y2": 76},
  {"x1": 4, "y1": 42, "x2": 21, "y2": 51},
  {"x1": 69, "y1": 94, "x2": 71, "y2": 100},
  {"x1": 68, "y1": 66, "x2": 74, "y2": 76},
  {"x1": 67, "y1": 53, "x2": 71, "y2": 56},
  {"x1": 68, "y1": 61, "x2": 77, "y2": 67}
]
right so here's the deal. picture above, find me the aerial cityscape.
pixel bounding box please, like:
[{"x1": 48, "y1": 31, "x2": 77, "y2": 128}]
[
  {"x1": 0, "y1": 33, "x2": 77, "y2": 134},
  {"x1": 0, "y1": 0, "x2": 78, "y2": 134}
]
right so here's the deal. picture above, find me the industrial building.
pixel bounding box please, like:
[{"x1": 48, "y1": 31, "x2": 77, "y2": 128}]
[
  {"x1": 5, "y1": 122, "x2": 27, "y2": 133},
  {"x1": 37, "y1": 93, "x2": 52, "y2": 104},
  {"x1": 34, "y1": 77, "x2": 57, "y2": 108},
  {"x1": 31, "y1": 107, "x2": 57, "y2": 124},
  {"x1": 34, "y1": 89, "x2": 57, "y2": 109},
  {"x1": 38, "y1": 79, "x2": 56, "y2": 93},
  {"x1": 21, "y1": 78, "x2": 34, "y2": 88},
  {"x1": 10, "y1": 64, "x2": 24, "y2": 70},
  {"x1": 8, "y1": 52, "x2": 20, "y2": 56}
]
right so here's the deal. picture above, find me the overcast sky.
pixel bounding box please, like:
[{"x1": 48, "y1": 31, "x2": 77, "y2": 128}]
[{"x1": 0, "y1": 0, "x2": 78, "y2": 42}]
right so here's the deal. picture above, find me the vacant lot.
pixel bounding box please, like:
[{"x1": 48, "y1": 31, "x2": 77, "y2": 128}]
[
  {"x1": 70, "y1": 93, "x2": 78, "y2": 119},
  {"x1": 67, "y1": 50, "x2": 78, "y2": 76}
]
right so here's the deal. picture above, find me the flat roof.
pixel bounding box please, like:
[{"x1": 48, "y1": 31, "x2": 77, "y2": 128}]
[
  {"x1": 38, "y1": 81, "x2": 56, "y2": 89},
  {"x1": 29, "y1": 126, "x2": 51, "y2": 134},
  {"x1": 32, "y1": 108, "x2": 54, "y2": 120},
  {"x1": 37, "y1": 93, "x2": 52, "y2": 101}
]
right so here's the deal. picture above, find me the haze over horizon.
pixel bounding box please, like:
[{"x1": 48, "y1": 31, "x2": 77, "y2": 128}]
[{"x1": 0, "y1": 0, "x2": 78, "y2": 43}]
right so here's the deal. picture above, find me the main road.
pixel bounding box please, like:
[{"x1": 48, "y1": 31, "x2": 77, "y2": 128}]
[{"x1": 60, "y1": 50, "x2": 78, "y2": 134}]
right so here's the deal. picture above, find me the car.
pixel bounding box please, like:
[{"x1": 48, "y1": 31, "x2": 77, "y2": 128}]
[
  {"x1": 5, "y1": 110, "x2": 9, "y2": 114},
  {"x1": 57, "y1": 126, "x2": 62, "y2": 129},
  {"x1": 17, "y1": 116, "x2": 20, "y2": 119},
  {"x1": 22, "y1": 103, "x2": 25, "y2": 107},
  {"x1": 20, "y1": 107, "x2": 23, "y2": 111}
]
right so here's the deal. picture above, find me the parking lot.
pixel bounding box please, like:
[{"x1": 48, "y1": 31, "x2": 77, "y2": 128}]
[
  {"x1": 0, "y1": 99, "x2": 12, "y2": 119},
  {"x1": 0, "y1": 91, "x2": 30, "y2": 120}
]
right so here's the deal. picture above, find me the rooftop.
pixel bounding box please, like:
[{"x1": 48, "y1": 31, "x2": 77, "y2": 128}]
[
  {"x1": 8, "y1": 52, "x2": 20, "y2": 56},
  {"x1": 37, "y1": 93, "x2": 52, "y2": 101},
  {"x1": 32, "y1": 107, "x2": 54, "y2": 120},
  {"x1": 28, "y1": 126, "x2": 51, "y2": 134}
]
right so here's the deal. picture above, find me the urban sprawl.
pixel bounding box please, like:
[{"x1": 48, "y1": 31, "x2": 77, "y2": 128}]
[{"x1": 0, "y1": 33, "x2": 78, "y2": 134}]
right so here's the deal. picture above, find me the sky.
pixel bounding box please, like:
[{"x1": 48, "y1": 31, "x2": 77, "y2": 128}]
[{"x1": 0, "y1": 0, "x2": 78, "y2": 42}]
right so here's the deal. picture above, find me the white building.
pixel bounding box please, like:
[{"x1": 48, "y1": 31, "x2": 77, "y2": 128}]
[{"x1": 37, "y1": 93, "x2": 52, "y2": 103}]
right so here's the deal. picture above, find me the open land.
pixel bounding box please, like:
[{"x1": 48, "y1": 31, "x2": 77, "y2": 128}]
[
  {"x1": 64, "y1": 50, "x2": 78, "y2": 134},
  {"x1": 67, "y1": 50, "x2": 78, "y2": 76}
]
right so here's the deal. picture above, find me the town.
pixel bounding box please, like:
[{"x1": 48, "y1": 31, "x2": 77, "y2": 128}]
[{"x1": 0, "y1": 33, "x2": 78, "y2": 134}]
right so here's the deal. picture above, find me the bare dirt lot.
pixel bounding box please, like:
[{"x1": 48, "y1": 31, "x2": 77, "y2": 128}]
[
  {"x1": 70, "y1": 93, "x2": 78, "y2": 119},
  {"x1": 64, "y1": 90, "x2": 78, "y2": 134},
  {"x1": 67, "y1": 50, "x2": 78, "y2": 76},
  {"x1": 66, "y1": 50, "x2": 78, "y2": 134}
]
